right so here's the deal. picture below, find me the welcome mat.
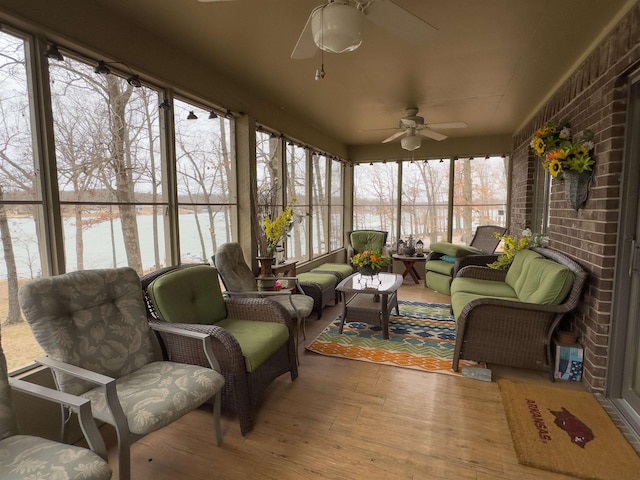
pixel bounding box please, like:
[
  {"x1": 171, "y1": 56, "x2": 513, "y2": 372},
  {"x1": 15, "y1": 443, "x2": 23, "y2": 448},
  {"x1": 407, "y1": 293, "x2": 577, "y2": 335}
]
[
  {"x1": 306, "y1": 300, "x2": 478, "y2": 375},
  {"x1": 498, "y1": 379, "x2": 640, "y2": 480}
]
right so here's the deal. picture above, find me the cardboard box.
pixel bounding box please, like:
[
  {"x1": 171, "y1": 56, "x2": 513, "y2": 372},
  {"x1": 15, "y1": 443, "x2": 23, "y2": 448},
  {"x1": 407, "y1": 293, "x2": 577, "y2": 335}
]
[{"x1": 554, "y1": 341, "x2": 583, "y2": 381}]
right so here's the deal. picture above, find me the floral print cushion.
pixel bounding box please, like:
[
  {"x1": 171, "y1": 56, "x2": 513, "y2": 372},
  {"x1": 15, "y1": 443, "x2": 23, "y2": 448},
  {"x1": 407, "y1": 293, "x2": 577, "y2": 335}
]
[
  {"x1": 0, "y1": 435, "x2": 112, "y2": 480},
  {"x1": 18, "y1": 268, "x2": 157, "y2": 396},
  {"x1": 82, "y1": 361, "x2": 224, "y2": 435}
]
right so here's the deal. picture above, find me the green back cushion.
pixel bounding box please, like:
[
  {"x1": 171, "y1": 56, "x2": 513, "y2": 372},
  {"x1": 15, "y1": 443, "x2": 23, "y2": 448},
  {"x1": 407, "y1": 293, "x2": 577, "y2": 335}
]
[
  {"x1": 430, "y1": 242, "x2": 483, "y2": 258},
  {"x1": 504, "y1": 249, "x2": 542, "y2": 289},
  {"x1": 147, "y1": 265, "x2": 227, "y2": 324},
  {"x1": 350, "y1": 231, "x2": 385, "y2": 252},
  {"x1": 515, "y1": 259, "x2": 574, "y2": 304}
]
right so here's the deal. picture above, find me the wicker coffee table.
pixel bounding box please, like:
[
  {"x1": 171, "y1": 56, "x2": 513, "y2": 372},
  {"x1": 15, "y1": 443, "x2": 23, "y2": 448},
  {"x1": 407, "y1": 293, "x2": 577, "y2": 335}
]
[{"x1": 336, "y1": 272, "x2": 403, "y2": 339}]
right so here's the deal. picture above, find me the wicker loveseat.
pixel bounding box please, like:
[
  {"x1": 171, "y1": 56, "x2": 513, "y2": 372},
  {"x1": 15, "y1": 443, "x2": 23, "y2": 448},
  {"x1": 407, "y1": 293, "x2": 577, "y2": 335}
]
[{"x1": 450, "y1": 247, "x2": 587, "y2": 374}]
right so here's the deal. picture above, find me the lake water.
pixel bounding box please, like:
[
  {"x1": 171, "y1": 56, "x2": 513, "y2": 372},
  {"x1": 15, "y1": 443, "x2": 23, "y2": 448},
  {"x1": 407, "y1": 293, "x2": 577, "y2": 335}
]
[{"x1": 0, "y1": 214, "x2": 233, "y2": 279}]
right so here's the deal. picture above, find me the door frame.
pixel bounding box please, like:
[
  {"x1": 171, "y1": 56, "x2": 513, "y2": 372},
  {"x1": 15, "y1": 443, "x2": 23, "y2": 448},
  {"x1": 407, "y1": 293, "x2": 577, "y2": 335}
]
[{"x1": 608, "y1": 67, "x2": 640, "y2": 435}]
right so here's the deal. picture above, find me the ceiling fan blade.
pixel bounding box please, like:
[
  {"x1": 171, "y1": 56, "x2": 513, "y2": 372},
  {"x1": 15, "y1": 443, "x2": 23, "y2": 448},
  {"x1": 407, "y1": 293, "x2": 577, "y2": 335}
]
[
  {"x1": 382, "y1": 130, "x2": 407, "y2": 143},
  {"x1": 197, "y1": 0, "x2": 238, "y2": 2},
  {"x1": 364, "y1": 0, "x2": 437, "y2": 45},
  {"x1": 427, "y1": 121, "x2": 468, "y2": 129},
  {"x1": 291, "y1": 11, "x2": 318, "y2": 59},
  {"x1": 417, "y1": 129, "x2": 447, "y2": 141}
]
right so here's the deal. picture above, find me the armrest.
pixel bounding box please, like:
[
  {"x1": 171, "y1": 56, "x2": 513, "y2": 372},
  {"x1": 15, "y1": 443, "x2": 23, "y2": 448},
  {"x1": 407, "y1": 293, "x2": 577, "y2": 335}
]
[
  {"x1": 34, "y1": 356, "x2": 127, "y2": 448},
  {"x1": 149, "y1": 319, "x2": 246, "y2": 372},
  {"x1": 9, "y1": 377, "x2": 108, "y2": 458},
  {"x1": 35, "y1": 357, "x2": 114, "y2": 386},
  {"x1": 224, "y1": 296, "x2": 294, "y2": 329},
  {"x1": 453, "y1": 254, "x2": 500, "y2": 276},
  {"x1": 149, "y1": 323, "x2": 221, "y2": 371},
  {"x1": 456, "y1": 265, "x2": 507, "y2": 282}
]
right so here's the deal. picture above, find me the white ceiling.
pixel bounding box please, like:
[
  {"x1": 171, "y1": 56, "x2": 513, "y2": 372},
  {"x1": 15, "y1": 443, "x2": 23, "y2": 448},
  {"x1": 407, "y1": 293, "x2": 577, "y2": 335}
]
[{"x1": 91, "y1": 0, "x2": 632, "y2": 149}]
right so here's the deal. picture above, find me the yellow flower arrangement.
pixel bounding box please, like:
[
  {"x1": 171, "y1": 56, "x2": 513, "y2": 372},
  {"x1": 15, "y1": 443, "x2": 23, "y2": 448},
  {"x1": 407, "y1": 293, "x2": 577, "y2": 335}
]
[
  {"x1": 261, "y1": 196, "x2": 305, "y2": 253},
  {"x1": 350, "y1": 250, "x2": 391, "y2": 271},
  {"x1": 530, "y1": 121, "x2": 571, "y2": 157},
  {"x1": 531, "y1": 121, "x2": 595, "y2": 178},
  {"x1": 488, "y1": 229, "x2": 540, "y2": 270}
]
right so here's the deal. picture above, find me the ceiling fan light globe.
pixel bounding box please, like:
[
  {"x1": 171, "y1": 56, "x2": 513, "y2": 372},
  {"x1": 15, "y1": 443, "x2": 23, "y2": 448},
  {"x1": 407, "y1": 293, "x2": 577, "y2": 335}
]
[
  {"x1": 311, "y1": 3, "x2": 364, "y2": 54},
  {"x1": 401, "y1": 135, "x2": 422, "y2": 151}
]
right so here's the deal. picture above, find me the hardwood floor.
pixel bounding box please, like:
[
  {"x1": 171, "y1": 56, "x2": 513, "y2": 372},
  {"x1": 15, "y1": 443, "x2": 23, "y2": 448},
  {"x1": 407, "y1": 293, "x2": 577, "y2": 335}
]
[{"x1": 102, "y1": 282, "x2": 598, "y2": 479}]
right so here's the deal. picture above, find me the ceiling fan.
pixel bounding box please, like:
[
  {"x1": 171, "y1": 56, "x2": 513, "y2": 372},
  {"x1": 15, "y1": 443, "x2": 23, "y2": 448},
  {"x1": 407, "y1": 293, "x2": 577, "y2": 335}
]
[
  {"x1": 197, "y1": 0, "x2": 436, "y2": 59},
  {"x1": 290, "y1": 0, "x2": 436, "y2": 59},
  {"x1": 381, "y1": 108, "x2": 467, "y2": 151}
]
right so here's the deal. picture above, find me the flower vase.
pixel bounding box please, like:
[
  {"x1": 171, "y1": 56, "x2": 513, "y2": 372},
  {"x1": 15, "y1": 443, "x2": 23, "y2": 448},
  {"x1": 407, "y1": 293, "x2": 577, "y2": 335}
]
[
  {"x1": 564, "y1": 170, "x2": 593, "y2": 210},
  {"x1": 257, "y1": 255, "x2": 276, "y2": 291},
  {"x1": 359, "y1": 265, "x2": 380, "y2": 277}
]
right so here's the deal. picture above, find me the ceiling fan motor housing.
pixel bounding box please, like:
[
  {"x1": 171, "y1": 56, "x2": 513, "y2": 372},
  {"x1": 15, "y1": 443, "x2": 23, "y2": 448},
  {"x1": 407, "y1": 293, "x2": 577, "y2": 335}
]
[{"x1": 311, "y1": 2, "x2": 364, "y2": 53}]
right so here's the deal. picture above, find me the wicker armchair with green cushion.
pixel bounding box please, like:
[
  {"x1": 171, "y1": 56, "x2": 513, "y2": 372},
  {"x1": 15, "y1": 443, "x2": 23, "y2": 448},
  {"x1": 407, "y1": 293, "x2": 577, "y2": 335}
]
[
  {"x1": 450, "y1": 248, "x2": 587, "y2": 375},
  {"x1": 424, "y1": 225, "x2": 506, "y2": 295},
  {"x1": 213, "y1": 242, "x2": 315, "y2": 332},
  {"x1": 141, "y1": 264, "x2": 298, "y2": 436},
  {"x1": 347, "y1": 230, "x2": 390, "y2": 268}
]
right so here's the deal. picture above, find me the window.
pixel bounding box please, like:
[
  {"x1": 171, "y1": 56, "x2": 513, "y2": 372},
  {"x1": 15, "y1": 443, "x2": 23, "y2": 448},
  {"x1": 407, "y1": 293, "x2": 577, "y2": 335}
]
[
  {"x1": 353, "y1": 162, "x2": 398, "y2": 243},
  {"x1": 255, "y1": 129, "x2": 283, "y2": 257},
  {"x1": 452, "y1": 156, "x2": 508, "y2": 243},
  {"x1": 311, "y1": 152, "x2": 328, "y2": 257},
  {"x1": 173, "y1": 100, "x2": 236, "y2": 262},
  {"x1": 0, "y1": 30, "x2": 45, "y2": 370},
  {"x1": 329, "y1": 158, "x2": 344, "y2": 251},
  {"x1": 401, "y1": 159, "x2": 450, "y2": 249},
  {"x1": 49, "y1": 55, "x2": 167, "y2": 274},
  {"x1": 286, "y1": 143, "x2": 308, "y2": 262}
]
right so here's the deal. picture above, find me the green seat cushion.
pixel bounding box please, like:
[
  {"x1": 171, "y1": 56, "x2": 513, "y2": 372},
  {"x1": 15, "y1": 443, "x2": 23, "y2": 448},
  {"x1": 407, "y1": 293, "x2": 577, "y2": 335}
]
[
  {"x1": 297, "y1": 272, "x2": 336, "y2": 289},
  {"x1": 515, "y1": 258, "x2": 574, "y2": 305},
  {"x1": 147, "y1": 265, "x2": 227, "y2": 324},
  {"x1": 425, "y1": 260, "x2": 455, "y2": 276},
  {"x1": 315, "y1": 263, "x2": 354, "y2": 276},
  {"x1": 450, "y1": 277, "x2": 518, "y2": 299},
  {"x1": 430, "y1": 242, "x2": 484, "y2": 258},
  {"x1": 425, "y1": 271, "x2": 452, "y2": 295},
  {"x1": 451, "y1": 292, "x2": 516, "y2": 321},
  {"x1": 216, "y1": 319, "x2": 289, "y2": 372}
]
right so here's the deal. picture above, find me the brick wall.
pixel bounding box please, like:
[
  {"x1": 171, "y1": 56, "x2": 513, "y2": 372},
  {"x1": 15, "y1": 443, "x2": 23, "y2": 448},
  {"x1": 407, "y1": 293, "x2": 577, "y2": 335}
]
[{"x1": 512, "y1": 4, "x2": 640, "y2": 392}]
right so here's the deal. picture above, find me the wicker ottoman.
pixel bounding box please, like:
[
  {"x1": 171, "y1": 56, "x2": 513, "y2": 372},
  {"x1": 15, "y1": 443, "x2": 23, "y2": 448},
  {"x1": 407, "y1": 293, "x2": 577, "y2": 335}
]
[
  {"x1": 310, "y1": 263, "x2": 354, "y2": 303},
  {"x1": 296, "y1": 272, "x2": 337, "y2": 319},
  {"x1": 310, "y1": 262, "x2": 354, "y2": 281}
]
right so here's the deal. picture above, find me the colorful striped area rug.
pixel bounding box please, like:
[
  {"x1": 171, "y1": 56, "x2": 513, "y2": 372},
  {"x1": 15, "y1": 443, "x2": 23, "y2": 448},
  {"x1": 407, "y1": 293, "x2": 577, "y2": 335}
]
[{"x1": 306, "y1": 300, "x2": 477, "y2": 375}]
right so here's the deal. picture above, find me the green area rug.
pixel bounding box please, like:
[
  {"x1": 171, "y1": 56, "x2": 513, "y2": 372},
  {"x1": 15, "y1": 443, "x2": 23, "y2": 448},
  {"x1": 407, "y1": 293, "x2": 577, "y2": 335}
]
[{"x1": 306, "y1": 300, "x2": 477, "y2": 375}]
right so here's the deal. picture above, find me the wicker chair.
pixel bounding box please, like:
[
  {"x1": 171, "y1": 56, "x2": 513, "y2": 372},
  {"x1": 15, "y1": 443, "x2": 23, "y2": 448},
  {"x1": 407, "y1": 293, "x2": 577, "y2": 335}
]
[
  {"x1": 425, "y1": 225, "x2": 506, "y2": 295},
  {"x1": 140, "y1": 264, "x2": 298, "y2": 436},
  {"x1": 346, "y1": 230, "x2": 390, "y2": 267},
  {"x1": 451, "y1": 247, "x2": 588, "y2": 375},
  {"x1": 212, "y1": 242, "x2": 315, "y2": 342}
]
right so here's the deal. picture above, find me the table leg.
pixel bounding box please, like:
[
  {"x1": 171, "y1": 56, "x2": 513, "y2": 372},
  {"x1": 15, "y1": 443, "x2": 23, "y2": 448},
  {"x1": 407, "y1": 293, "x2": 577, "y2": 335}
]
[
  {"x1": 400, "y1": 260, "x2": 421, "y2": 284},
  {"x1": 381, "y1": 293, "x2": 389, "y2": 339},
  {"x1": 338, "y1": 292, "x2": 348, "y2": 334}
]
